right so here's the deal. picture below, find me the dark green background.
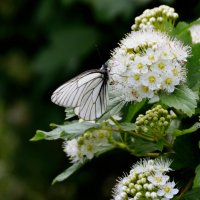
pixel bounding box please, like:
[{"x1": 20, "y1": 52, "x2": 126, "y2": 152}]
[{"x1": 0, "y1": 0, "x2": 199, "y2": 199}]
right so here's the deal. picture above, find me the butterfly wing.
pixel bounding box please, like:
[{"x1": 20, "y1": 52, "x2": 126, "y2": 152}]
[
  {"x1": 74, "y1": 76, "x2": 108, "y2": 120},
  {"x1": 51, "y1": 69, "x2": 108, "y2": 120}
]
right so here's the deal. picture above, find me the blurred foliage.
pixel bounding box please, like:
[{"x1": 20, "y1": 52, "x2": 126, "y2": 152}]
[{"x1": 0, "y1": 0, "x2": 200, "y2": 199}]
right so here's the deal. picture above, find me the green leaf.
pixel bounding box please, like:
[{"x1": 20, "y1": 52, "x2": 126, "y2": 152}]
[
  {"x1": 181, "y1": 188, "x2": 200, "y2": 200},
  {"x1": 52, "y1": 160, "x2": 87, "y2": 184},
  {"x1": 175, "y1": 22, "x2": 189, "y2": 34},
  {"x1": 120, "y1": 122, "x2": 137, "y2": 131},
  {"x1": 125, "y1": 99, "x2": 146, "y2": 122},
  {"x1": 93, "y1": 144, "x2": 114, "y2": 157},
  {"x1": 193, "y1": 164, "x2": 200, "y2": 188},
  {"x1": 166, "y1": 119, "x2": 181, "y2": 135},
  {"x1": 31, "y1": 127, "x2": 64, "y2": 141},
  {"x1": 52, "y1": 143, "x2": 113, "y2": 184},
  {"x1": 172, "y1": 122, "x2": 200, "y2": 137},
  {"x1": 60, "y1": 122, "x2": 99, "y2": 139},
  {"x1": 187, "y1": 44, "x2": 200, "y2": 90},
  {"x1": 65, "y1": 107, "x2": 76, "y2": 120},
  {"x1": 170, "y1": 134, "x2": 198, "y2": 170},
  {"x1": 174, "y1": 21, "x2": 192, "y2": 44},
  {"x1": 98, "y1": 94, "x2": 125, "y2": 122},
  {"x1": 31, "y1": 121, "x2": 99, "y2": 141},
  {"x1": 155, "y1": 139, "x2": 165, "y2": 151},
  {"x1": 128, "y1": 138, "x2": 163, "y2": 156},
  {"x1": 160, "y1": 85, "x2": 198, "y2": 117}
]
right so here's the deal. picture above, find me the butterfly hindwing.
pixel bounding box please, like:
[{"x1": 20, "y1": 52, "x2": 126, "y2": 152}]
[
  {"x1": 75, "y1": 76, "x2": 108, "y2": 120},
  {"x1": 51, "y1": 67, "x2": 108, "y2": 120}
]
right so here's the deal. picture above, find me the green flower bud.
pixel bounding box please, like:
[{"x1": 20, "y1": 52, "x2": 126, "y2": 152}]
[
  {"x1": 150, "y1": 122, "x2": 155, "y2": 127},
  {"x1": 130, "y1": 188, "x2": 137, "y2": 195},
  {"x1": 135, "y1": 184, "x2": 143, "y2": 191},
  {"x1": 129, "y1": 183, "x2": 134, "y2": 189},
  {"x1": 163, "y1": 121, "x2": 169, "y2": 126}
]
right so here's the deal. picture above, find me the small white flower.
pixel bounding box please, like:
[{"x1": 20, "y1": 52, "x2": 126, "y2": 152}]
[
  {"x1": 169, "y1": 40, "x2": 190, "y2": 62},
  {"x1": 153, "y1": 158, "x2": 172, "y2": 172},
  {"x1": 148, "y1": 172, "x2": 169, "y2": 186},
  {"x1": 159, "y1": 45, "x2": 175, "y2": 60},
  {"x1": 161, "y1": 72, "x2": 179, "y2": 93},
  {"x1": 157, "y1": 181, "x2": 179, "y2": 199},
  {"x1": 124, "y1": 87, "x2": 143, "y2": 102},
  {"x1": 137, "y1": 85, "x2": 154, "y2": 99},
  {"x1": 127, "y1": 73, "x2": 142, "y2": 87},
  {"x1": 130, "y1": 159, "x2": 149, "y2": 174},
  {"x1": 130, "y1": 165, "x2": 146, "y2": 174},
  {"x1": 145, "y1": 47, "x2": 160, "y2": 65},
  {"x1": 152, "y1": 60, "x2": 170, "y2": 73},
  {"x1": 63, "y1": 139, "x2": 80, "y2": 163},
  {"x1": 111, "y1": 50, "x2": 132, "y2": 74},
  {"x1": 80, "y1": 140, "x2": 95, "y2": 159},
  {"x1": 142, "y1": 71, "x2": 161, "y2": 90},
  {"x1": 131, "y1": 56, "x2": 149, "y2": 73},
  {"x1": 93, "y1": 130, "x2": 108, "y2": 144}
]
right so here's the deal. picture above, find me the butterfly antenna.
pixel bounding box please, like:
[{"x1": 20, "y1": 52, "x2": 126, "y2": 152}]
[{"x1": 95, "y1": 44, "x2": 103, "y2": 64}]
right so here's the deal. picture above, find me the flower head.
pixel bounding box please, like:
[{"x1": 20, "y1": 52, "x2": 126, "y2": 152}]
[
  {"x1": 108, "y1": 29, "x2": 190, "y2": 102},
  {"x1": 63, "y1": 130, "x2": 111, "y2": 163},
  {"x1": 132, "y1": 5, "x2": 179, "y2": 31},
  {"x1": 135, "y1": 105, "x2": 176, "y2": 138},
  {"x1": 112, "y1": 158, "x2": 178, "y2": 200},
  {"x1": 63, "y1": 139, "x2": 80, "y2": 163},
  {"x1": 189, "y1": 22, "x2": 200, "y2": 44}
]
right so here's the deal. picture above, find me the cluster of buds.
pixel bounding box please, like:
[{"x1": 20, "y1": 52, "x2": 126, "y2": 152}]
[
  {"x1": 131, "y1": 5, "x2": 179, "y2": 31},
  {"x1": 63, "y1": 129, "x2": 111, "y2": 163},
  {"x1": 135, "y1": 105, "x2": 176, "y2": 139},
  {"x1": 112, "y1": 158, "x2": 179, "y2": 200}
]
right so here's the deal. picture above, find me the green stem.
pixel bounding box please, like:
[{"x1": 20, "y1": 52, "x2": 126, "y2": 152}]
[
  {"x1": 107, "y1": 136, "x2": 136, "y2": 154},
  {"x1": 110, "y1": 116, "x2": 121, "y2": 128},
  {"x1": 176, "y1": 177, "x2": 193, "y2": 200},
  {"x1": 102, "y1": 126, "x2": 156, "y2": 142},
  {"x1": 128, "y1": 131, "x2": 155, "y2": 142}
]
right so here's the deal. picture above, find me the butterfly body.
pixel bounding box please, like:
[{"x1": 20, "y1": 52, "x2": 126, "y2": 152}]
[{"x1": 51, "y1": 64, "x2": 109, "y2": 120}]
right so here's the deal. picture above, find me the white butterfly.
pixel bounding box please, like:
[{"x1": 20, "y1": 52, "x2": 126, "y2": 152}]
[{"x1": 51, "y1": 64, "x2": 109, "y2": 120}]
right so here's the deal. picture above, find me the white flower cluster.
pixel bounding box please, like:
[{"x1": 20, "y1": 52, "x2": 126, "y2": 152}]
[
  {"x1": 189, "y1": 22, "x2": 200, "y2": 44},
  {"x1": 132, "y1": 5, "x2": 178, "y2": 31},
  {"x1": 108, "y1": 29, "x2": 190, "y2": 102},
  {"x1": 63, "y1": 130, "x2": 111, "y2": 163},
  {"x1": 112, "y1": 158, "x2": 179, "y2": 200}
]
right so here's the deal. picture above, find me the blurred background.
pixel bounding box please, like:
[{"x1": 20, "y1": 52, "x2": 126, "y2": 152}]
[{"x1": 0, "y1": 0, "x2": 199, "y2": 199}]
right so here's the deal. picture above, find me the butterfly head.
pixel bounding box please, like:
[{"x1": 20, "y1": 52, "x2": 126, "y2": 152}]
[{"x1": 101, "y1": 63, "x2": 108, "y2": 70}]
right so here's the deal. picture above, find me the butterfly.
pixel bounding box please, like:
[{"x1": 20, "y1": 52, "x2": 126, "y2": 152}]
[{"x1": 51, "y1": 64, "x2": 109, "y2": 121}]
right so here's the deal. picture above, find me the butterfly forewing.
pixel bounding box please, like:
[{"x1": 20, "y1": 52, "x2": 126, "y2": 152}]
[
  {"x1": 51, "y1": 67, "x2": 108, "y2": 120},
  {"x1": 51, "y1": 70, "x2": 101, "y2": 107}
]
